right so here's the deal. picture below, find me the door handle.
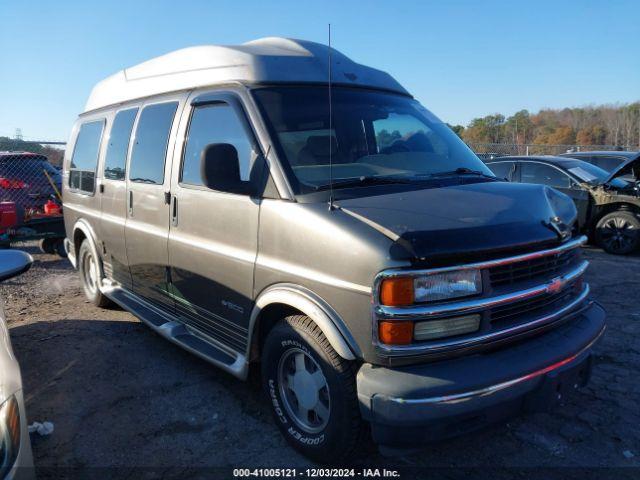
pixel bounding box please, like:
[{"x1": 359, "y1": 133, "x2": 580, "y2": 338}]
[
  {"x1": 171, "y1": 195, "x2": 178, "y2": 227},
  {"x1": 128, "y1": 191, "x2": 133, "y2": 216}
]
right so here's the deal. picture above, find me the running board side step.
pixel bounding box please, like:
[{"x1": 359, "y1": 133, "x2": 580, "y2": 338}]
[{"x1": 101, "y1": 284, "x2": 249, "y2": 380}]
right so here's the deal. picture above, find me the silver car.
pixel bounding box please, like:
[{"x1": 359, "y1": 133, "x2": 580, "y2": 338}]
[
  {"x1": 62, "y1": 37, "x2": 606, "y2": 462},
  {"x1": 0, "y1": 250, "x2": 35, "y2": 478}
]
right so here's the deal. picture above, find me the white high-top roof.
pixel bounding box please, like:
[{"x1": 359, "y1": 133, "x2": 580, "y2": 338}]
[{"x1": 83, "y1": 37, "x2": 409, "y2": 113}]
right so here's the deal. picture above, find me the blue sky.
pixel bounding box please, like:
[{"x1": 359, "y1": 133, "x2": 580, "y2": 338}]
[{"x1": 1, "y1": 0, "x2": 638, "y2": 142}]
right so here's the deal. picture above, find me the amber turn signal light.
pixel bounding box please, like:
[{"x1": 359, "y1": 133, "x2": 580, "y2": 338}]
[
  {"x1": 378, "y1": 320, "x2": 414, "y2": 345},
  {"x1": 379, "y1": 277, "x2": 414, "y2": 306}
]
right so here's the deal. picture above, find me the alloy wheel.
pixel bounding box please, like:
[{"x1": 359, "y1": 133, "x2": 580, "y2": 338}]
[
  {"x1": 600, "y1": 216, "x2": 637, "y2": 253},
  {"x1": 81, "y1": 249, "x2": 98, "y2": 294},
  {"x1": 277, "y1": 348, "x2": 331, "y2": 433}
]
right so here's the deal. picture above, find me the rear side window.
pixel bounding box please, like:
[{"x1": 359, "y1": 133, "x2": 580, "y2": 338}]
[
  {"x1": 104, "y1": 108, "x2": 138, "y2": 181},
  {"x1": 181, "y1": 103, "x2": 254, "y2": 186},
  {"x1": 129, "y1": 102, "x2": 178, "y2": 184},
  {"x1": 69, "y1": 120, "x2": 105, "y2": 193}
]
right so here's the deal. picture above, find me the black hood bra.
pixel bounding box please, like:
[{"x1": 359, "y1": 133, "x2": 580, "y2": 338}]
[{"x1": 337, "y1": 181, "x2": 577, "y2": 261}]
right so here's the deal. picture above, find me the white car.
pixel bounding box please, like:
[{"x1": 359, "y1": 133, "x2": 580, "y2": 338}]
[{"x1": 0, "y1": 250, "x2": 34, "y2": 479}]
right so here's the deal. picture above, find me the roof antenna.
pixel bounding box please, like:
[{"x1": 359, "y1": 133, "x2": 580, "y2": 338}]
[{"x1": 328, "y1": 23, "x2": 335, "y2": 211}]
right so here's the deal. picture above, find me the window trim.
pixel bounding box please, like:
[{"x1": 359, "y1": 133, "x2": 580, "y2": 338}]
[
  {"x1": 68, "y1": 118, "x2": 106, "y2": 196},
  {"x1": 128, "y1": 100, "x2": 179, "y2": 186},
  {"x1": 178, "y1": 92, "x2": 264, "y2": 195},
  {"x1": 102, "y1": 106, "x2": 140, "y2": 182}
]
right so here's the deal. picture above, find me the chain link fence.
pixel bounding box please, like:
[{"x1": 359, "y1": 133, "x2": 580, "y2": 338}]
[
  {"x1": 468, "y1": 142, "x2": 637, "y2": 160},
  {"x1": 0, "y1": 152, "x2": 63, "y2": 230}
]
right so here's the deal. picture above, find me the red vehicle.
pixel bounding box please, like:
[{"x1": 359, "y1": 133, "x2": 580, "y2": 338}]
[{"x1": 0, "y1": 152, "x2": 66, "y2": 255}]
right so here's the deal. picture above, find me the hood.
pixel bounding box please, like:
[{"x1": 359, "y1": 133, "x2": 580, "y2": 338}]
[
  {"x1": 336, "y1": 181, "x2": 577, "y2": 261},
  {"x1": 605, "y1": 156, "x2": 640, "y2": 184}
]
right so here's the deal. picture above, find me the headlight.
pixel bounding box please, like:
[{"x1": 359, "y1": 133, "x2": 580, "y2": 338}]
[
  {"x1": 379, "y1": 269, "x2": 482, "y2": 306},
  {"x1": 414, "y1": 270, "x2": 482, "y2": 302},
  {"x1": 0, "y1": 395, "x2": 21, "y2": 478}
]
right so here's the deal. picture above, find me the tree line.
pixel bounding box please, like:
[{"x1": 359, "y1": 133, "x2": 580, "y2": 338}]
[
  {"x1": 450, "y1": 101, "x2": 640, "y2": 148},
  {"x1": 0, "y1": 137, "x2": 65, "y2": 166}
]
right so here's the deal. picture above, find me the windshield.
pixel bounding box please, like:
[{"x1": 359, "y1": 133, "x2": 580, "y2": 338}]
[
  {"x1": 567, "y1": 162, "x2": 628, "y2": 188},
  {"x1": 252, "y1": 86, "x2": 493, "y2": 194}
]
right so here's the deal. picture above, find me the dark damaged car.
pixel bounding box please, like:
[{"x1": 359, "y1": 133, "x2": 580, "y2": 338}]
[
  {"x1": 487, "y1": 155, "x2": 640, "y2": 254},
  {"x1": 560, "y1": 150, "x2": 640, "y2": 183}
]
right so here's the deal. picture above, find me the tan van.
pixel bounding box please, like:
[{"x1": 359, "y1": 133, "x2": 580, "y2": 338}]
[{"x1": 63, "y1": 38, "x2": 605, "y2": 462}]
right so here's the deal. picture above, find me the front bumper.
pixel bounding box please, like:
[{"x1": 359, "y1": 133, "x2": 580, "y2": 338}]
[{"x1": 357, "y1": 301, "x2": 606, "y2": 448}]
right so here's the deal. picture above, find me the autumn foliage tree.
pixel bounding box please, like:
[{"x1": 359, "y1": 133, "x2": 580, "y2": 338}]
[{"x1": 460, "y1": 102, "x2": 640, "y2": 147}]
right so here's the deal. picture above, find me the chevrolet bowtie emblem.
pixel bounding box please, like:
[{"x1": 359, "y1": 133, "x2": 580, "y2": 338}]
[{"x1": 546, "y1": 276, "x2": 566, "y2": 294}]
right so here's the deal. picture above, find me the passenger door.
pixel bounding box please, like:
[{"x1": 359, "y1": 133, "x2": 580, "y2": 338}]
[
  {"x1": 168, "y1": 93, "x2": 264, "y2": 353},
  {"x1": 519, "y1": 161, "x2": 590, "y2": 227},
  {"x1": 99, "y1": 107, "x2": 138, "y2": 288},
  {"x1": 125, "y1": 98, "x2": 182, "y2": 310}
]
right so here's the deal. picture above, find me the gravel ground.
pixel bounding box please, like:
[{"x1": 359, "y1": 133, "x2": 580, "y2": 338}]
[{"x1": 0, "y1": 244, "x2": 639, "y2": 478}]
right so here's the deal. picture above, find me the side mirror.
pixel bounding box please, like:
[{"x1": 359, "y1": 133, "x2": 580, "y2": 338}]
[
  {"x1": 0, "y1": 250, "x2": 33, "y2": 282},
  {"x1": 200, "y1": 143, "x2": 249, "y2": 194}
]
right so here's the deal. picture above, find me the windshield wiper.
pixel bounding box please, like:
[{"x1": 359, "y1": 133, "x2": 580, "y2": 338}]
[
  {"x1": 313, "y1": 175, "x2": 414, "y2": 191},
  {"x1": 430, "y1": 167, "x2": 498, "y2": 180},
  {"x1": 425, "y1": 167, "x2": 498, "y2": 180}
]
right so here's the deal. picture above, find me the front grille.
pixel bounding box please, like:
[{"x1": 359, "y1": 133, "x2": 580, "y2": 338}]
[
  {"x1": 489, "y1": 248, "x2": 579, "y2": 287},
  {"x1": 373, "y1": 236, "x2": 589, "y2": 357},
  {"x1": 489, "y1": 279, "x2": 582, "y2": 328}
]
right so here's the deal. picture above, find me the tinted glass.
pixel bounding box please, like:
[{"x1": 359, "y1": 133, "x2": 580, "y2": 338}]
[
  {"x1": 182, "y1": 104, "x2": 254, "y2": 186},
  {"x1": 129, "y1": 102, "x2": 178, "y2": 184},
  {"x1": 487, "y1": 162, "x2": 514, "y2": 180},
  {"x1": 590, "y1": 156, "x2": 626, "y2": 172},
  {"x1": 70, "y1": 121, "x2": 104, "y2": 170},
  {"x1": 104, "y1": 108, "x2": 138, "y2": 181},
  {"x1": 253, "y1": 86, "x2": 491, "y2": 194},
  {"x1": 521, "y1": 163, "x2": 570, "y2": 188},
  {"x1": 69, "y1": 120, "x2": 104, "y2": 192}
]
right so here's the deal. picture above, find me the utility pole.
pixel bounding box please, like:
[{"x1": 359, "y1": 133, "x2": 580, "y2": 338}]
[{"x1": 14, "y1": 128, "x2": 23, "y2": 141}]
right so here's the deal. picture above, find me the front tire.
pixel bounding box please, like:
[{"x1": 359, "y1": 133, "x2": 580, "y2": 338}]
[
  {"x1": 78, "y1": 239, "x2": 111, "y2": 307},
  {"x1": 595, "y1": 210, "x2": 640, "y2": 255},
  {"x1": 261, "y1": 315, "x2": 363, "y2": 464}
]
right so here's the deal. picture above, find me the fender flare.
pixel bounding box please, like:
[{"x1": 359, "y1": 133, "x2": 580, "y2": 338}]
[
  {"x1": 249, "y1": 284, "x2": 361, "y2": 361},
  {"x1": 71, "y1": 219, "x2": 103, "y2": 279}
]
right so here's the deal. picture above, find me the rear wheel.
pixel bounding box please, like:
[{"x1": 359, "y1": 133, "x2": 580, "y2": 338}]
[
  {"x1": 39, "y1": 238, "x2": 56, "y2": 255},
  {"x1": 595, "y1": 210, "x2": 640, "y2": 255},
  {"x1": 54, "y1": 238, "x2": 67, "y2": 258},
  {"x1": 261, "y1": 315, "x2": 363, "y2": 464},
  {"x1": 78, "y1": 239, "x2": 111, "y2": 307}
]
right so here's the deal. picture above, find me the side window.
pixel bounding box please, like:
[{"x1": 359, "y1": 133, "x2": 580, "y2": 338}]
[
  {"x1": 521, "y1": 163, "x2": 570, "y2": 188},
  {"x1": 181, "y1": 103, "x2": 254, "y2": 187},
  {"x1": 129, "y1": 102, "x2": 178, "y2": 185},
  {"x1": 373, "y1": 113, "x2": 447, "y2": 156},
  {"x1": 69, "y1": 120, "x2": 105, "y2": 193},
  {"x1": 104, "y1": 108, "x2": 138, "y2": 180},
  {"x1": 488, "y1": 162, "x2": 514, "y2": 180}
]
